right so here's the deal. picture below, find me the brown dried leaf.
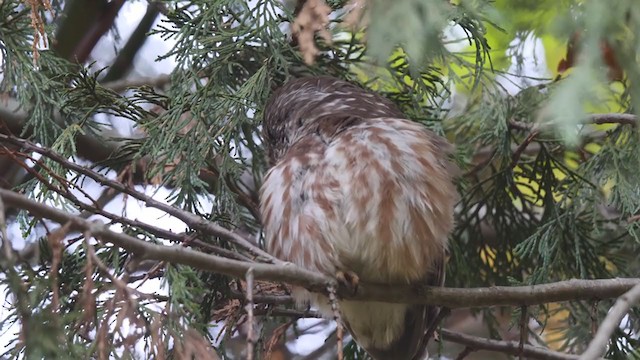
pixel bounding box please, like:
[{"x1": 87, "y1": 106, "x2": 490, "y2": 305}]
[
  {"x1": 79, "y1": 244, "x2": 96, "y2": 327},
  {"x1": 212, "y1": 299, "x2": 242, "y2": 322},
  {"x1": 174, "y1": 329, "x2": 220, "y2": 360},
  {"x1": 48, "y1": 222, "x2": 71, "y2": 312},
  {"x1": 149, "y1": 314, "x2": 166, "y2": 360},
  {"x1": 21, "y1": 0, "x2": 55, "y2": 63}
]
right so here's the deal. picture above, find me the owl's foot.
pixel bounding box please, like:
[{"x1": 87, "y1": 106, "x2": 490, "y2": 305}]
[{"x1": 335, "y1": 270, "x2": 359, "y2": 295}]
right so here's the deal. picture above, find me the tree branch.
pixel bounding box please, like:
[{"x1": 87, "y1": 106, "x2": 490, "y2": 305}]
[
  {"x1": 101, "y1": 4, "x2": 160, "y2": 83},
  {"x1": 588, "y1": 113, "x2": 637, "y2": 127},
  {"x1": 246, "y1": 306, "x2": 585, "y2": 360},
  {"x1": 3, "y1": 149, "x2": 246, "y2": 261},
  {"x1": 0, "y1": 188, "x2": 638, "y2": 309},
  {"x1": 0, "y1": 133, "x2": 274, "y2": 262},
  {"x1": 508, "y1": 113, "x2": 637, "y2": 132},
  {"x1": 439, "y1": 329, "x2": 587, "y2": 360},
  {"x1": 580, "y1": 283, "x2": 640, "y2": 360},
  {"x1": 0, "y1": 101, "x2": 121, "y2": 165},
  {"x1": 102, "y1": 74, "x2": 171, "y2": 93}
]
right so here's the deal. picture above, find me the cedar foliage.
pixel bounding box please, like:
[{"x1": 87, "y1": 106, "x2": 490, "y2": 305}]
[{"x1": 0, "y1": 0, "x2": 639, "y2": 359}]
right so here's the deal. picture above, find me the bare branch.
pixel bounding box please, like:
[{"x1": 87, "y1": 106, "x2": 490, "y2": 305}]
[
  {"x1": 328, "y1": 283, "x2": 344, "y2": 360},
  {"x1": 1, "y1": 187, "x2": 639, "y2": 310},
  {"x1": 0, "y1": 187, "x2": 329, "y2": 287},
  {"x1": 246, "y1": 277, "x2": 640, "y2": 309},
  {"x1": 454, "y1": 346, "x2": 474, "y2": 360},
  {"x1": 580, "y1": 283, "x2": 640, "y2": 360},
  {"x1": 245, "y1": 268, "x2": 255, "y2": 360},
  {"x1": 102, "y1": 74, "x2": 171, "y2": 93},
  {"x1": 588, "y1": 113, "x2": 637, "y2": 126},
  {"x1": 508, "y1": 113, "x2": 637, "y2": 132},
  {"x1": 440, "y1": 329, "x2": 586, "y2": 360},
  {"x1": 0, "y1": 133, "x2": 275, "y2": 263}
]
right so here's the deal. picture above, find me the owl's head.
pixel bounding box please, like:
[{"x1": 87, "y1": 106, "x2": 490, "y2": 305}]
[{"x1": 261, "y1": 76, "x2": 402, "y2": 166}]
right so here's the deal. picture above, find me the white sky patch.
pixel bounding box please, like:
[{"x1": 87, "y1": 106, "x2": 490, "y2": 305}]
[
  {"x1": 442, "y1": 24, "x2": 473, "y2": 53},
  {"x1": 91, "y1": 1, "x2": 177, "y2": 77},
  {"x1": 287, "y1": 318, "x2": 338, "y2": 356},
  {"x1": 497, "y1": 32, "x2": 551, "y2": 95}
]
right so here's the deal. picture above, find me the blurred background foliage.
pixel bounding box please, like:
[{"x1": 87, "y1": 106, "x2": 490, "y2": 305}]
[{"x1": 0, "y1": 0, "x2": 639, "y2": 359}]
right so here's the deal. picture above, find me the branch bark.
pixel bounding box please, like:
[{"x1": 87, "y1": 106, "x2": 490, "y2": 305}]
[
  {"x1": 0, "y1": 187, "x2": 638, "y2": 309},
  {"x1": 508, "y1": 113, "x2": 637, "y2": 132},
  {"x1": 580, "y1": 283, "x2": 640, "y2": 360},
  {"x1": 440, "y1": 329, "x2": 588, "y2": 360},
  {"x1": 0, "y1": 101, "x2": 121, "y2": 165}
]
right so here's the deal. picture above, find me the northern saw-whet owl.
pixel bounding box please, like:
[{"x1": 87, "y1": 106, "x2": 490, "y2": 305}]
[{"x1": 260, "y1": 76, "x2": 457, "y2": 360}]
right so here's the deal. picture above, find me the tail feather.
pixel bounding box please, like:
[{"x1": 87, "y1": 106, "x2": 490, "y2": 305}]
[
  {"x1": 345, "y1": 257, "x2": 446, "y2": 360},
  {"x1": 349, "y1": 305, "x2": 436, "y2": 360}
]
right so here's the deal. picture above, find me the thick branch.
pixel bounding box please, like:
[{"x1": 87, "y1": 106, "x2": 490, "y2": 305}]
[
  {"x1": 101, "y1": 4, "x2": 160, "y2": 83},
  {"x1": 588, "y1": 113, "x2": 637, "y2": 126},
  {"x1": 0, "y1": 73, "x2": 170, "y2": 165},
  {"x1": 0, "y1": 101, "x2": 120, "y2": 164},
  {"x1": 1, "y1": 188, "x2": 639, "y2": 309},
  {"x1": 69, "y1": 0, "x2": 126, "y2": 62}
]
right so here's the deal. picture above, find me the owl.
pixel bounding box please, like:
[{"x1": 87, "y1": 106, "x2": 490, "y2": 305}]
[{"x1": 260, "y1": 76, "x2": 457, "y2": 359}]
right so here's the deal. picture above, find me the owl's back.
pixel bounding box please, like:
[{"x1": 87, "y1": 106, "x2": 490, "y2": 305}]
[{"x1": 260, "y1": 77, "x2": 457, "y2": 360}]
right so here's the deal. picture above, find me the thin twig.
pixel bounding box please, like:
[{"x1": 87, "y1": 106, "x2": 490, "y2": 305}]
[
  {"x1": 327, "y1": 283, "x2": 344, "y2": 360},
  {"x1": 102, "y1": 74, "x2": 171, "y2": 93},
  {"x1": 440, "y1": 329, "x2": 585, "y2": 360},
  {"x1": 511, "y1": 129, "x2": 540, "y2": 168},
  {"x1": 519, "y1": 305, "x2": 528, "y2": 360},
  {"x1": 234, "y1": 292, "x2": 294, "y2": 306},
  {"x1": 245, "y1": 268, "x2": 255, "y2": 360},
  {"x1": 580, "y1": 283, "x2": 640, "y2": 360},
  {"x1": 0, "y1": 134, "x2": 277, "y2": 263},
  {"x1": 424, "y1": 307, "x2": 450, "y2": 354},
  {"x1": 589, "y1": 113, "x2": 637, "y2": 127},
  {"x1": 454, "y1": 346, "x2": 474, "y2": 360},
  {"x1": 508, "y1": 113, "x2": 637, "y2": 131}
]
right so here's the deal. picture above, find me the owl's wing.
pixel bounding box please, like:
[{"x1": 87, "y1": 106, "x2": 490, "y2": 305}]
[
  {"x1": 261, "y1": 115, "x2": 455, "y2": 360},
  {"x1": 260, "y1": 132, "x2": 343, "y2": 276}
]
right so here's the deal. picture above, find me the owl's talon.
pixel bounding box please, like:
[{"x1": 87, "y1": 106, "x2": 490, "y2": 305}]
[{"x1": 335, "y1": 270, "x2": 359, "y2": 295}]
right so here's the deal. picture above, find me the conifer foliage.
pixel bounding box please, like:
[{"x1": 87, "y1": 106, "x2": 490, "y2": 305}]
[{"x1": 0, "y1": 0, "x2": 639, "y2": 359}]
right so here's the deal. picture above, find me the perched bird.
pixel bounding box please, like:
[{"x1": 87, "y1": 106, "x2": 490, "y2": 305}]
[{"x1": 260, "y1": 76, "x2": 457, "y2": 359}]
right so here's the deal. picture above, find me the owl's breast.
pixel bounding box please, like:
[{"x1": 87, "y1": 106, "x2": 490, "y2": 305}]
[{"x1": 260, "y1": 117, "x2": 457, "y2": 283}]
